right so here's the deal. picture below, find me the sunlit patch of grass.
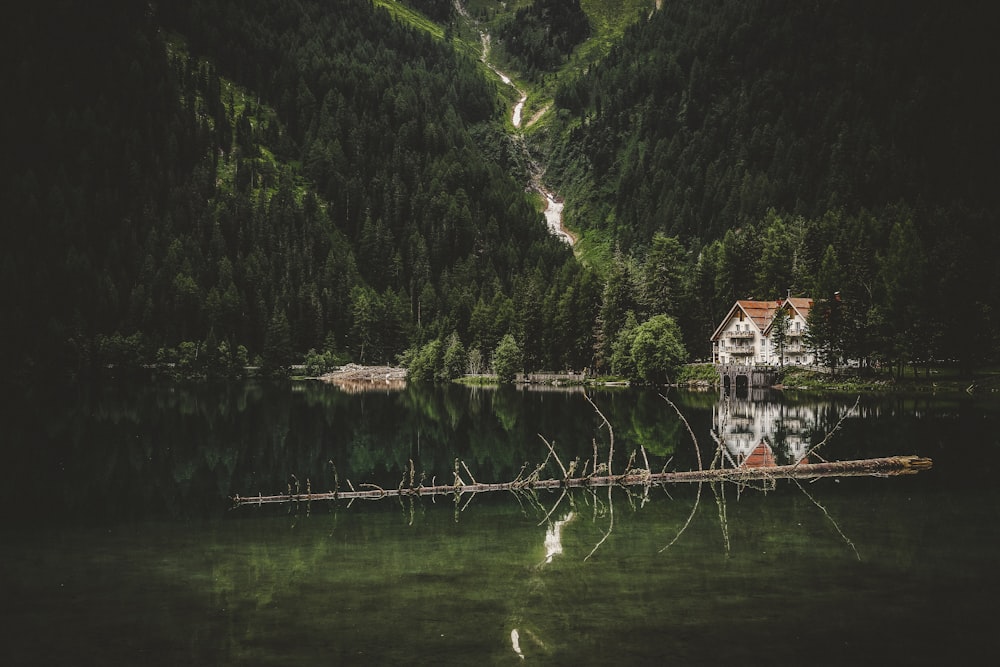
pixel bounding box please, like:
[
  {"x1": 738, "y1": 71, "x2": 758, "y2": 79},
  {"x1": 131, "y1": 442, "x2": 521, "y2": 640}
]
[
  {"x1": 676, "y1": 363, "x2": 720, "y2": 386},
  {"x1": 372, "y1": 0, "x2": 445, "y2": 39}
]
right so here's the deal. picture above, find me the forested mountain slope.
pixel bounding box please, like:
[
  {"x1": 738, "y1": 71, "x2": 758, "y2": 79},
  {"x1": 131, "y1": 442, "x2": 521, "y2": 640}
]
[
  {"x1": 4, "y1": 0, "x2": 997, "y2": 382},
  {"x1": 549, "y1": 0, "x2": 997, "y2": 247},
  {"x1": 543, "y1": 0, "x2": 1000, "y2": 370},
  {"x1": 2, "y1": 0, "x2": 597, "y2": 378}
]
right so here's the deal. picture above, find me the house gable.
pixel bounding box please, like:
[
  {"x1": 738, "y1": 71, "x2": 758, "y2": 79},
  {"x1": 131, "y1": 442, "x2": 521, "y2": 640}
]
[
  {"x1": 712, "y1": 296, "x2": 816, "y2": 366},
  {"x1": 785, "y1": 297, "x2": 813, "y2": 325},
  {"x1": 709, "y1": 300, "x2": 776, "y2": 341}
]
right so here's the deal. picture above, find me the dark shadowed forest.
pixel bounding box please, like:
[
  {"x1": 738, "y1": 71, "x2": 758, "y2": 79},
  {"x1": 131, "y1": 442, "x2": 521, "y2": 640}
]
[{"x1": 2, "y1": 0, "x2": 996, "y2": 383}]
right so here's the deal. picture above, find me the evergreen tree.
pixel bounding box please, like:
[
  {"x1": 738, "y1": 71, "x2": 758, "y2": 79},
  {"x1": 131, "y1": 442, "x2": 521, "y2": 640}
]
[
  {"x1": 441, "y1": 332, "x2": 467, "y2": 381},
  {"x1": 492, "y1": 333, "x2": 523, "y2": 384},
  {"x1": 878, "y1": 218, "x2": 928, "y2": 378},
  {"x1": 770, "y1": 307, "x2": 790, "y2": 368},
  {"x1": 262, "y1": 308, "x2": 292, "y2": 376},
  {"x1": 638, "y1": 233, "x2": 687, "y2": 317}
]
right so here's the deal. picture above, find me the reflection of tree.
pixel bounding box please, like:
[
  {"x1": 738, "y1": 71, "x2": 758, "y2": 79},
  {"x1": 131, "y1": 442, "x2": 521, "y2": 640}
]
[
  {"x1": 218, "y1": 390, "x2": 920, "y2": 663},
  {"x1": 621, "y1": 392, "x2": 682, "y2": 457},
  {"x1": 491, "y1": 386, "x2": 521, "y2": 433}
]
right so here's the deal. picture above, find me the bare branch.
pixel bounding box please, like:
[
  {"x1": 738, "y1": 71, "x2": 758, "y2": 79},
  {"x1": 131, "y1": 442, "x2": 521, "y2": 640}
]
[
  {"x1": 584, "y1": 486, "x2": 614, "y2": 561},
  {"x1": 585, "y1": 393, "x2": 615, "y2": 476},
  {"x1": 538, "y1": 434, "x2": 568, "y2": 478},
  {"x1": 659, "y1": 393, "x2": 703, "y2": 553},
  {"x1": 461, "y1": 460, "x2": 479, "y2": 486}
]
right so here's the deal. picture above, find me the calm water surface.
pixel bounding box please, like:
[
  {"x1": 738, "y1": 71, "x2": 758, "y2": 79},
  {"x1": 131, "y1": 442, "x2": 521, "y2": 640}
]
[{"x1": 1, "y1": 381, "x2": 998, "y2": 665}]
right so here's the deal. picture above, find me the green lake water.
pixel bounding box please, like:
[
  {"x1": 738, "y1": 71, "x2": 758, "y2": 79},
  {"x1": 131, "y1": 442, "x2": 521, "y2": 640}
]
[{"x1": 1, "y1": 381, "x2": 998, "y2": 665}]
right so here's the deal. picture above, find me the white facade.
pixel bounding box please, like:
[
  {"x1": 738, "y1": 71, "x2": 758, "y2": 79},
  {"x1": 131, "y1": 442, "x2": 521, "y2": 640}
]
[
  {"x1": 711, "y1": 298, "x2": 815, "y2": 367},
  {"x1": 714, "y1": 316, "x2": 767, "y2": 365}
]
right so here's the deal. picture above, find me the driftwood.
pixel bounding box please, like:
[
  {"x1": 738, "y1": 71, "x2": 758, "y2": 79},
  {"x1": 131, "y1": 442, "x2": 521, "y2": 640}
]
[{"x1": 231, "y1": 455, "x2": 931, "y2": 507}]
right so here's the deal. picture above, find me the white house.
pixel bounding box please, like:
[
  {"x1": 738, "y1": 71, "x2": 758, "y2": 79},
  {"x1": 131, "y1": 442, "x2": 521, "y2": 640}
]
[
  {"x1": 710, "y1": 297, "x2": 815, "y2": 366},
  {"x1": 764, "y1": 297, "x2": 814, "y2": 366}
]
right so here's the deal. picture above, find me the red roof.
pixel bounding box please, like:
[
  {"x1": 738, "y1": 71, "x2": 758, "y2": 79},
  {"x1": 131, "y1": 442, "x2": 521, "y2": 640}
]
[
  {"x1": 741, "y1": 441, "x2": 777, "y2": 468},
  {"x1": 711, "y1": 296, "x2": 815, "y2": 340},
  {"x1": 784, "y1": 297, "x2": 813, "y2": 322},
  {"x1": 709, "y1": 300, "x2": 778, "y2": 340},
  {"x1": 739, "y1": 300, "x2": 780, "y2": 331}
]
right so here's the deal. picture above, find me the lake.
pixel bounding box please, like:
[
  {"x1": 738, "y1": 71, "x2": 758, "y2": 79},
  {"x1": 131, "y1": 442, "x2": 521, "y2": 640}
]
[{"x1": 1, "y1": 380, "x2": 997, "y2": 665}]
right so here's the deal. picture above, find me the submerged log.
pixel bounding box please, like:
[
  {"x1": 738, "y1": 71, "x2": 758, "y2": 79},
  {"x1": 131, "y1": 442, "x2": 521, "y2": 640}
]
[{"x1": 232, "y1": 455, "x2": 932, "y2": 506}]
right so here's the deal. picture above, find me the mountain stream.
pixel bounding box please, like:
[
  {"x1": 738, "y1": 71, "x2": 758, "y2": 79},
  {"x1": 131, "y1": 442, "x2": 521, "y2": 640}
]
[{"x1": 463, "y1": 4, "x2": 574, "y2": 245}]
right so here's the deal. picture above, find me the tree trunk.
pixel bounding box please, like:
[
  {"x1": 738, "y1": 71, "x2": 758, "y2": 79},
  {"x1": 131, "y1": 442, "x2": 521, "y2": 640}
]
[{"x1": 233, "y1": 455, "x2": 932, "y2": 506}]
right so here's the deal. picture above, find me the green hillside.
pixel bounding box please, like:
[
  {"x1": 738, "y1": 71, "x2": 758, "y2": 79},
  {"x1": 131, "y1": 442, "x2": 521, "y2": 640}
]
[
  {"x1": 550, "y1": 0, "x2": 997, "y2": 245},
  {"x1": 541, "y1": 0, "x2": 1000, "y2": 369},
  {"x1": 3, "y1": 0, "x2": 596, "y2": 379}
]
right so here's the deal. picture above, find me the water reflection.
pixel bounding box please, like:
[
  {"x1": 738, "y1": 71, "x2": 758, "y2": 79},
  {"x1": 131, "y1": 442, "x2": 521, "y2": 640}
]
[
  {"x1": 509, "y1": 508, "x2": 578, "y2": 659},
  {"x1": 319, "y1": 378, "x2": 406, "y2": 394},
  {"x1": 713, "y1": 389, "x2": 833, "y2": 467},
  {"x1": 542, "y1": 511, "x2": 575, "y2": 565},
  {"x1": 3, "y1": 381, "x2": 989, "y2": 665},
  {"x1": 3, "y1": 379, "x2": 909, "y2": 528}
]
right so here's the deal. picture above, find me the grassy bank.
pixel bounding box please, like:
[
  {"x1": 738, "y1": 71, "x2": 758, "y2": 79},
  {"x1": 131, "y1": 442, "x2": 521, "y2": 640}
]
[{"x1": 778, "y1": 366, "x2": 1000, "y2": 393}]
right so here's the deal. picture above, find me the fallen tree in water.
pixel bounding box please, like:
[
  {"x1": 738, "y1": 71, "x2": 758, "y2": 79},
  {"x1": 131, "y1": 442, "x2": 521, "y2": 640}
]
[
  {"x1": 230, "y1": 394, "x2": 932, "y2": 561},
  {"x1": 233, "y1": 394, "x2": 932, "y2": 508},
  {"x1": 232, "y1": 453, "x2": 931, "y2": 506}
]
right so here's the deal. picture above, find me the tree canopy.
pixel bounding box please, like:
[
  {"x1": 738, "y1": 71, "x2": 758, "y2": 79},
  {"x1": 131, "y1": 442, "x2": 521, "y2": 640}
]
[{"x1": 4, "y1": 0, "x2": 998, "y2": 381}]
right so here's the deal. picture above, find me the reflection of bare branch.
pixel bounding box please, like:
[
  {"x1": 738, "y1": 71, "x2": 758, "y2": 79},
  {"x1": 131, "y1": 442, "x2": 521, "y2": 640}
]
[
  {"x1": 658, "y1": 393, "x2": 703, "y2": 554},
  {"x1": 792, "y1": 477, "x2": 860, "y2": 560},
  {"x1": 796, "y1": 395, "x2": 861, "y2": 466},
  {"x1": 537, "y1": 489, "x2": 568, "y2": 526},
  {"x1": 712, "y1": 482, "x2": 731, "y2": 556},
  {"x1": 520, "y1": 486, "x2": 548, "y2": 517},
  {"x1": 459, "y1": 489, "x2": 477, "y2": 513},
  {"x1": 584, "y1": 487, "x2": 614, "y2": 561}
]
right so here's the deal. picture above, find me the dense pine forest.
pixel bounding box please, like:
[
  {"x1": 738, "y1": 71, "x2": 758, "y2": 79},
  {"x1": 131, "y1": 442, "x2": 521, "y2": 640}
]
[
  {"x1": 3, "y1": 0, "x2": 594, "y2": 380},
  {"x1": 542, "y1": 0, "x2": 1000, "y2": 373},
  {"x1": 3, "y1": 0, "x2": 998, "y2": 382},
  {"x1": 492, "y1": 0, "x2": 592, "y2": 82}
]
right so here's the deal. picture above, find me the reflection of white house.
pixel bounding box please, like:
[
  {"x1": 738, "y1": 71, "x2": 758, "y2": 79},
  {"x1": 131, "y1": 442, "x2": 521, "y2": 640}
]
[
  {"x1": 710, "y1": 297, "x2": 815, "y2": 366},
  {"x1": 713, "y1": 398, "x2": 782, "y2": 464},
  {"x1": 542, "y1": 512, "x2": 575, "y2": 565},
  {"x1": 712, "y1": 395, "x2": 825, "y2": 466}
]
